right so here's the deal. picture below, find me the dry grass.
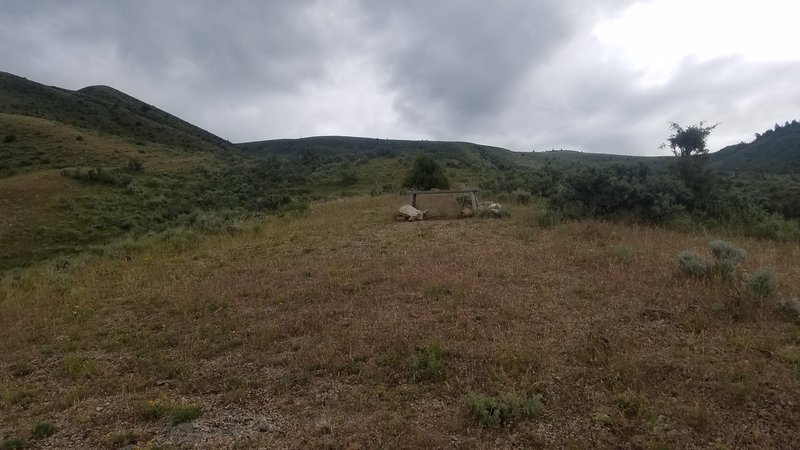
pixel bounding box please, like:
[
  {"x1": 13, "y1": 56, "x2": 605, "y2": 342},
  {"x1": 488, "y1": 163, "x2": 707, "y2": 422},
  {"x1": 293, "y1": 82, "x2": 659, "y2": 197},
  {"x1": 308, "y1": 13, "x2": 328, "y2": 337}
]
[{"x1": 1, "y1": 195, "x2": 799, "y2": 448}]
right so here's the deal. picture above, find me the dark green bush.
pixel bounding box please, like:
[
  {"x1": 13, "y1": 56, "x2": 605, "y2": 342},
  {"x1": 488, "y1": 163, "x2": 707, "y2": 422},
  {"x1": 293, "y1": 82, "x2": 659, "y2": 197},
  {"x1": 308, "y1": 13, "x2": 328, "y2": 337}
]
[
  {"x1": 403, "y1": 154, "x2": 450, "y2": 190},
  {"x1": 32, "y1": 421, "x2": 56, "y2": 439}
]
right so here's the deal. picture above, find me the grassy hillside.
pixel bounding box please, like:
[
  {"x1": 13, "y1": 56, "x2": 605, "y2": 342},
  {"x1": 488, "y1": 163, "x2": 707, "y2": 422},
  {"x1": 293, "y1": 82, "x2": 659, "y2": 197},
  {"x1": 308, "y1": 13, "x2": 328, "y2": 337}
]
[
  {"x1": 711, "y1": 121, "x2": 800, "y2": 174},
  {"x1": 2, "y1": 196, "x2": 799, "y2": 448},
  {"x1": 0, "y1": 72, "x2": 235, "y2": 154}
]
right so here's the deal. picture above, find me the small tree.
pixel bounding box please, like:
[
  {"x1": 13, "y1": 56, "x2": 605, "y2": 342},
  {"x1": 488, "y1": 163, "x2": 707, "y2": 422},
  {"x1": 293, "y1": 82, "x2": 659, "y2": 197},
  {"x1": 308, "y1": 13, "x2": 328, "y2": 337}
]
[
  {"x1": 661, "y1": 121, "x2": 719, "y2": 201},
  {"x1": 403, "y1": 154, "x2": 450, "y2": 190},
  {"x1": 662, "y1": 121, "x2": 719, "y2": 157}
]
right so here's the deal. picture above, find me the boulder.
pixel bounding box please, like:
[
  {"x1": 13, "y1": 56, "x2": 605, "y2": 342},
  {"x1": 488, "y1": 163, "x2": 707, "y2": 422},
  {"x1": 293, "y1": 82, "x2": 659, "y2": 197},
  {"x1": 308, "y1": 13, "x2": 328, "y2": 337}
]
[
  {"x1": 461, "y1": 208, "x2": 474, "y2": 217},
  {"x1": 397, "y1": 204, "x2": 425, "y2": 220}
]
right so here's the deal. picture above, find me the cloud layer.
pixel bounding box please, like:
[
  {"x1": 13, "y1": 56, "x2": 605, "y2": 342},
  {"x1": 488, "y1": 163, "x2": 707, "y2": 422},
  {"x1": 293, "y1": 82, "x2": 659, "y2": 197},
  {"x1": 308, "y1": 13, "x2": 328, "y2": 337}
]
[{"x1": 2, "y1": 0, "x2": 799, "y2": 154}]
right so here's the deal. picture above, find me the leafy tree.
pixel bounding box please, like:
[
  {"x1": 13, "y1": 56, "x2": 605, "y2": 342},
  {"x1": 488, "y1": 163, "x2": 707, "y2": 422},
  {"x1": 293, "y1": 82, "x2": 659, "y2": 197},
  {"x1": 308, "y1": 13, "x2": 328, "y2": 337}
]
[
  {"x1": 403, "y1": 154, "x2": 450, "y2": 190},
  {"x1": 662, "y1": 121, "x2": 719, "y2": 201},
  {"x1": 662, "y1": 121, "x2": 719, "y2": 157}
]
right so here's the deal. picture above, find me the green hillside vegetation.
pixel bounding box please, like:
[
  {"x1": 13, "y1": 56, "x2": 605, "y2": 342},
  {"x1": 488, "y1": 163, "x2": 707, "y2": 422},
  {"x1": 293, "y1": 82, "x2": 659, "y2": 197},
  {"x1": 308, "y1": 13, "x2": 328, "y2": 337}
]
[
  {"x1": 711, "y1": 120, "x2": 800, "y2": 174},
  {"x1": 0, "y1": 72, "x2": 234, "y2": 154}
]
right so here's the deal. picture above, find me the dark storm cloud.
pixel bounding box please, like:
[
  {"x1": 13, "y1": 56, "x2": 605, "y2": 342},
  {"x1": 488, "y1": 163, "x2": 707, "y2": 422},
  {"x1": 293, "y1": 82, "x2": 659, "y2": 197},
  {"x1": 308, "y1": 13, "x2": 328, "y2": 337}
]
[
  {"x1": 356, "y1": 0, "x2": 631, "y2": 135},
  {"x1": 1, "y1": 1, "x2": 798, "y2": 154}
]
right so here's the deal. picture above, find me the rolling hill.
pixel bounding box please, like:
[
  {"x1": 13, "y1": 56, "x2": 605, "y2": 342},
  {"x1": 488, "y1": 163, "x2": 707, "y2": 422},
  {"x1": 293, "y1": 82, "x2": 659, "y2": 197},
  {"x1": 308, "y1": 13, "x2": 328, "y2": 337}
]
[{"x1": 710, "y1": 121, "x2": 800, "y2": 173}]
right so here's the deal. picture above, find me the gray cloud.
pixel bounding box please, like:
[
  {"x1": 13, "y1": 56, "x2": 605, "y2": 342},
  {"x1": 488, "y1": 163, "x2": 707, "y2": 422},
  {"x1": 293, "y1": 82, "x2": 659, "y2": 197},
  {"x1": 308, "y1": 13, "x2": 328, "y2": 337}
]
[{"x1": 1, "y1": 0, "x2": 798, "y2": 154}]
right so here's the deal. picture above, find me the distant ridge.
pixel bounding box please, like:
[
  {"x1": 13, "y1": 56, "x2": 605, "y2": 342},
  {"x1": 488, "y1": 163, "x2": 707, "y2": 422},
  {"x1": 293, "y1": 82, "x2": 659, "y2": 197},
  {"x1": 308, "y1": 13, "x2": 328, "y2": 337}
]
[{"x1": 711, "y1": 120, "x2": 800, "y2": 173}]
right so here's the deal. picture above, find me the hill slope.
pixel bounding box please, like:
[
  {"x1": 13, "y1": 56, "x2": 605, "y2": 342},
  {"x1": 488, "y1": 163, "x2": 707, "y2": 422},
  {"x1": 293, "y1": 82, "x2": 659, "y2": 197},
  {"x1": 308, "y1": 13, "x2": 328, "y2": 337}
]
[
  {"x1": 710, "y1": 121, "x2": 800, "y2": 173},
  {"x1": 0, "y1": 71, "x2": 235, "y2": 153}
]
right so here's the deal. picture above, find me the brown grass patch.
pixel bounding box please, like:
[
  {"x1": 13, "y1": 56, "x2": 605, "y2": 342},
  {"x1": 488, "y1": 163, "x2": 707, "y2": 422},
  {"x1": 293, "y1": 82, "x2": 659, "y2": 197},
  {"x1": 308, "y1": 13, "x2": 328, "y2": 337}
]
[{"x1": 1, "y1": 195, "x2": 799, "y2": 448}]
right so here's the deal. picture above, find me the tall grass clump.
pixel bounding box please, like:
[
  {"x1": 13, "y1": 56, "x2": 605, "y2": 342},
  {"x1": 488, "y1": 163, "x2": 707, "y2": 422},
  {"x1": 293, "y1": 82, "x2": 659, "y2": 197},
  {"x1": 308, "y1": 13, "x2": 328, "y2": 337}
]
[
  {"x1": 465, "y1": 391, "x2": 543, "y2": 427},
  {"x1": 678, "y1": 251, "x2": 708, "y2": 277},
  {"x1": 746, "y1": 268, "x2": 777, "y2": 299},
  {"x1": 408, "y1": 344, "x2": 446, "y2": 382},
  {"x1": 709, "y1": 240, "x2": 747, "y2": 277}
]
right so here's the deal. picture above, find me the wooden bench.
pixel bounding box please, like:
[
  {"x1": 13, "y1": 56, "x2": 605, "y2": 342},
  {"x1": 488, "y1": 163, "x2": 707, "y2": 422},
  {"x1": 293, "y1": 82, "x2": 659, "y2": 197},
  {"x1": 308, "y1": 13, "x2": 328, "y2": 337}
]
[{"x1": 409, "y1": 189, "x2": 480, "y2": 211}]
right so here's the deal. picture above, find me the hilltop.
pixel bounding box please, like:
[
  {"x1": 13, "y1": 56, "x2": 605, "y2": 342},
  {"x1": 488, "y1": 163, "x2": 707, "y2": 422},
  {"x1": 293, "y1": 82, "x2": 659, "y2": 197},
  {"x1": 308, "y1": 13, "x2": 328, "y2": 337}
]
[{"x1": 711, "y1": 121, "x2": 800, "y2": 174}]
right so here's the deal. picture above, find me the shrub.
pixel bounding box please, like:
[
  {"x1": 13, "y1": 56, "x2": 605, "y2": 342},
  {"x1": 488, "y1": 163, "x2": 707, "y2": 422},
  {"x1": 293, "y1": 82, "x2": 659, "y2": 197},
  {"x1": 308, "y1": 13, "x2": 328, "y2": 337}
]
[
  {"x1": 778, "y1": 297, "x2": 800, "y2": 322},
  {"x1": 2, "y1": 437, "x2": 26, "y2": 450},
  {"x1": 408, "y1": 344, "x2": 445, "y2": 382},
  {"x1": 32, "y1": 421, "x2": 56, "y2": 439},
  {"x1": 510, "y1": 189, "x2": 533, "y2": 205},
  {"x1": 3, "y1": 133, "x2": 16, "y2": 143},
  {"x1": 465, "y1": 391, "x2": 543, "y2": 427},
  {"x1": 140, "y1": 399, "x2": 168, "y2": 421},
  {"x1": 402, "y1": 154, "x2": 450, "y2": 190},
  {"x1": 536, "y1": 209, "x2": 560, "y2": 228},
  {"x1": 747, "y1": 268, "x2": 777, "y2": 298},
  {"x1": 103, "y1": 431, "x2": 138, "y2": 449},
  {"x1": 124, "y1": 159, "x2": 144, "y2": 173},
  {"x1": 709, "y1": 240, "x2": 747, "y2": 276},
  {"x1": 678, "y1": 251, "x2": 709, "y2": 276},
  {"x1": 170, "y1": 404, "x2": 201, "y2": 424}
]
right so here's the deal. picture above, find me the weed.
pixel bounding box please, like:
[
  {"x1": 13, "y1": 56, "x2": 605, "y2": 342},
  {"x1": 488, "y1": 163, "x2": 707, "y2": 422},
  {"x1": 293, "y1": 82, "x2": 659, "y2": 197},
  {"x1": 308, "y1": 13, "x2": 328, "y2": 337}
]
[
  {"x1": 709, "y1": 240, "x2": 747, "y2": 277},
  {"x1": 536, "y1": 209, "x2": 560, "y2": 228},
  {"x1": 2, "y1": 385, "x2": 33, "y2": 407},
  {"x1": 408, "y1": 344, "x2": 446, "y2": 382},
  {"x1": 2, "y1": 438, "x2": 26, "y2": 450},
  {"x1": 170, "y1": 404, "x2": 201, "y2": 425},
  {"x1": 677, "y1": 251, "x2": 708, "y2": 277},
  {"x1": 609, "y1": 245, "x2": 634, "y2": 263},
  {"x1": 62, "y1": 353, "x2": 97, "y2": 379},
  {"x1": 32, "y1": 421, "x2": 56, "y2": 439},
  {"x1": 778, "y1": 297, "x2": 800, "y2": 322},
  {"x1": 510, "y1": 189, "x2": 533, "y2": 205},
  {"x1": 465, "y1": 391, "x2": 543, "y2": 427},
  {"x1": 140, "y1": 399, "x2": 168, "y2": 421},
  {"x1": 613, "y1": 390, "x2": 648, "y2": 418},
  {"x1": 103, "y1": 431, "x2": 139, "y2": 449},
  {"x1": 423, "y1": 284, "x2": 451, "y2": 299},
  {"x1": 746, "y1": 268, "x2": 777, "y2": 298}
]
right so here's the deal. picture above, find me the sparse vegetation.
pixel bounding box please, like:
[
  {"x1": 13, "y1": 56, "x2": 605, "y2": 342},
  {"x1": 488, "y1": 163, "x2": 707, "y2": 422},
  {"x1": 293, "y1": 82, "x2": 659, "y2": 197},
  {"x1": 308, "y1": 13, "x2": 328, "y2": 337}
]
[
  {"x1": 465, "y1": 391, "x2": 543, "y2": 427},
  {"x1": 747, "y1": 268, "x2": 777, "y2": 298},
  {"x1": 169, "y1": 404, "x2": 201, "y2": 425},
  {"x1": 408, "y1": 344, "x2": 446, "y2": 382},
  {"x1": 1, "y1": 437, "x2": 26, "y2": 450},
  {"x1": 103, "y1": 431, "x2": 139, "y2": 449},
  {"x1": 32, "y1": 421, "x2": 56, "y2": 439}
]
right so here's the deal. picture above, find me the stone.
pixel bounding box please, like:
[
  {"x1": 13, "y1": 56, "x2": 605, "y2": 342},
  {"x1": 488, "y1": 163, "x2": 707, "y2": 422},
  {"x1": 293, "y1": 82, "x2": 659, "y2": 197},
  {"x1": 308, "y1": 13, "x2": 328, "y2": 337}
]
[
  {"x1": 461, "y1": 208, "x2": 474, "y2": 217},
  {"x1": 397, "y1": 204, "x2": 424, "y2": 220}
]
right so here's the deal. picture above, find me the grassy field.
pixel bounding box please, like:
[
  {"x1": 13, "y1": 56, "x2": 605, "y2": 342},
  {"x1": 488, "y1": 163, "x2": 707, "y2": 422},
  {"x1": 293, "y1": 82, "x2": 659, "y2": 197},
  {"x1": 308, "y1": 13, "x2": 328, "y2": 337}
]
[{"x1": 2, "y1": 195, "x2": 799, "y2": 448}]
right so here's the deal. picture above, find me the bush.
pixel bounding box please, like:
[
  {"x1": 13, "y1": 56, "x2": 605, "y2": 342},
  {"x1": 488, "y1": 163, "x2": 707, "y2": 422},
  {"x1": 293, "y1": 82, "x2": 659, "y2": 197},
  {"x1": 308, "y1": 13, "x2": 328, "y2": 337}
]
[
  {"x1": 3, "y1": 133, "x2": 16, "y2": 143},
  {"x1": 408, "y1": 344, "x2": 445, "y2": 382},
  {"x1": 140, "y1": 399, "x2": 168, "y2": 421},
  {"x1": 32, "y1": 421, "x2": 56, "y2": 439},
  {"x1": 709, "y1": 240, "x2": 747, "y2": 276},
  {"x1": 678, "y1": 251, "x2": 709, "y2": 276},
  {"x1": 170, "y1": 404, "x2": 201, "y2": 424},
  {"x1": 465, "y1": 391, "x2": 543, "y2": 427},
  {"x1": 2, "y1": 438, "x2": 26, "y2": 450},
  {"x1": 402, "y1": 154, "x2": 450, "y2": 190},
  {"x1": 510, "y1": 189, "x2": 533, "y2": 205},
  {"x1": 747, "y1": 268, "x2": 777, "y2": 298},
  {"x1": 124, "y1": 159, "x2": 144, "y2": 173}
]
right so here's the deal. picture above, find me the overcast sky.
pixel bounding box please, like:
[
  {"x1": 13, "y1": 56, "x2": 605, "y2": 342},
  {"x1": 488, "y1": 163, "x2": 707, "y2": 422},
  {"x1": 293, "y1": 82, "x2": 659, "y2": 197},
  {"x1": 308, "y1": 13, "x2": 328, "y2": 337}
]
[{"x1": 2, "y1": 0, "x2": 799, "y2": 155}]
